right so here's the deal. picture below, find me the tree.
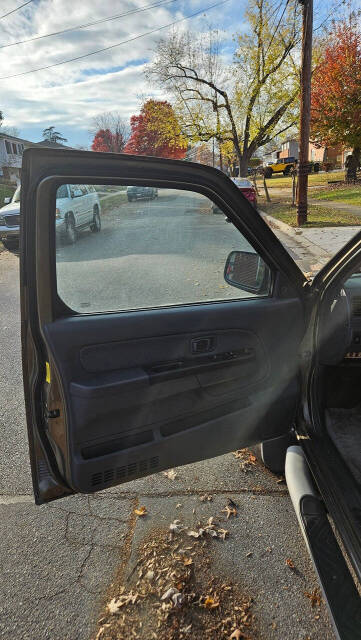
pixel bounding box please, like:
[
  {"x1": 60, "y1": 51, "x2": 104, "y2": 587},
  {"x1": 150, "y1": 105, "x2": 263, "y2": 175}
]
[
  {"x1": 147, "y1": 0, "x2": 301, "y2": 175},
  {"x1": 90, "y1": 111, "x2": 128, "y2": 152},
  {"x1": 42, "y1": 126, "x2": 67, "y2": 143},
  {"x1": 311, "y1": 17, "x2": 361, "y2": 161},
  {"x1": 123, "y1": 99, "x2": 188, "y2": 159},
  {"x1": 91, "y1": 128, "x2": 125, "y2": 152}
]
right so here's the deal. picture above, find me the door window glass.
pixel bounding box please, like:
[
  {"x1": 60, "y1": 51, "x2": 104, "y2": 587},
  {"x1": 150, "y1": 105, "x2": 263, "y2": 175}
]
[{"x1": 55, "y1": 184, "x2": 271, "y2": 313}]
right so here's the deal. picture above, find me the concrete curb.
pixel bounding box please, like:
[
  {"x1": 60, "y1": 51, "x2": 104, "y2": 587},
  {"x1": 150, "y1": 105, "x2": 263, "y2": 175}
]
[{"x1": 259, "y1": 210, "x2": 331, "y2": 260}]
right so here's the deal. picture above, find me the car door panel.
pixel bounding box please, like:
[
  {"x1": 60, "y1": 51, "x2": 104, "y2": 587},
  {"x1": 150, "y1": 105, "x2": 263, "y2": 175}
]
[
  {"x1": 20, "y1": 148, "x2": 308, "y2": 503},
  {"x1": 40, "y1": 296, "x2": 303, "y2": 494}
]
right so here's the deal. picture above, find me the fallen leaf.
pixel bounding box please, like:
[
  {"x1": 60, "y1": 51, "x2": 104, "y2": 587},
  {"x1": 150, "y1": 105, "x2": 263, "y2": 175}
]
[
  {"x1": 200, "y1": 494, "x2": 213, "y2": 502},
  {"x1": 229, "y1": 630, "x2": 245, "y2": 639},
  {"x1": 182, "y1": 557, "x2": 193, "y2": 566},
  {"x1": 145, "y1": 570, "x2": 154, "y2": 580},
  {"x1": 172, "y1": 591, "x2": 184, "y2": 607},
  {"x1": 170, "y1": 519, "x2": 184, "y2": 533},
  {"x1": 217, "y1": 528, "x2": 229, "y2": 540},
  {"x1": 203, "y1": 595, "x2": 220, "y2": 609},
  {"x1": 246, "y1": 551, "x2": 253, "y2": 557},
  {"x1": 180, "y1": 624, "x2": 192, "y2": 633},
  {"x1": 222, "y1": 505, "x2": 237, "y2": 519},
  {"x1": 187, "y1": 528, "x2": 205, "y2": 538},
  {"x1": 305, "y1": 588, "x2": 322, "y2": 608},
  {"x1": 286, "y1": 558, "x2": 295, "y2": 570},
  {"x1": 107, "y1": 598, "x2": 121, "y2": 615},
  {"x1": 163, "y1": 468, "x2": 177, "y2": 480},
  {"x1": 134, "y1": 505, "x2": 147, "y2": 517},
  {"x1": 161, "y1": 587, "x2": 178, "y2": 601}
]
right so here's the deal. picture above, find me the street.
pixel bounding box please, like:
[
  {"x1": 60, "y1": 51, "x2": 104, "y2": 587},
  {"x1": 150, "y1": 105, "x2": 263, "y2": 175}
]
[
  {"x1": 55, "y1": 189, "x2": 254, "y2": 313},
  {"x1": 0, "y1": 200, "x2": 335, "y2": 639}
]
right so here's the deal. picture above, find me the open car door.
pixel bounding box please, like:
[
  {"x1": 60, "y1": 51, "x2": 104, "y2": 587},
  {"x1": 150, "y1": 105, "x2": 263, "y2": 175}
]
[{"x1": 20, "y1": 148, "x2": 308, "y2": 504}]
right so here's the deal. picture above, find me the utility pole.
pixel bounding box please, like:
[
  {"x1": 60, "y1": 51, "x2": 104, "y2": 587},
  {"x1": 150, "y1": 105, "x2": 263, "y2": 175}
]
[{"x1": 297, "y1": 0, "x2": 313, "y2": 226}]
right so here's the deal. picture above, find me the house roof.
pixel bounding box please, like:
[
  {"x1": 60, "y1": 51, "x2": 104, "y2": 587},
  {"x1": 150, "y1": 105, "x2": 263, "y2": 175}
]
[
  {"x1": 35, "y1": 140, "x2": 73, "y2": 149},
  {"x1": 0, "y1": 132, "x2": 34, "y2": 145}
]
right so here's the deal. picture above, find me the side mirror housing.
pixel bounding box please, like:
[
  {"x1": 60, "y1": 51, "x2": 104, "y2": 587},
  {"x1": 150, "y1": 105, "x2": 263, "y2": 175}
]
[
  {"x1": 224, "y1": 250, "x2": 271, "y2": 295},
  {"x1": 3, "y1": 197, "x2": 11, "y2": 205}
]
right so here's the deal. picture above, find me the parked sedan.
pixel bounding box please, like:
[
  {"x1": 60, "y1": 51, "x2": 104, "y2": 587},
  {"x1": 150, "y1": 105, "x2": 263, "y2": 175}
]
[
  {"x1": 231, "y1": 177, "x2": 257, "y2": 207},
  {"x1": 212, "y1": 177, "x2": 257, "y2": 214},
  {"x1": 126, "y1": 185, "x2": 158, "y2": 202},
  {"x1": 0, "y1": 184, "x2": 102, "y2": 249}
]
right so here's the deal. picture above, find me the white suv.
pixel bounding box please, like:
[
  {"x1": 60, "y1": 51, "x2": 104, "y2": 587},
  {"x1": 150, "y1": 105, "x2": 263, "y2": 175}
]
[
  {"x1": 56, "y1": 184, "x2": 101, "y2": 244},
  {"x1": 0, "y1": 184, "x2": 102, "y2": 250}
]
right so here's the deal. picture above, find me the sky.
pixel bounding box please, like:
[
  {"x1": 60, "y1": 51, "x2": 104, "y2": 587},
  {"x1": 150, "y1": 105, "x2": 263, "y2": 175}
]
[{"x1": 0, "y1": 0, "x2": 355, "y2": 147}]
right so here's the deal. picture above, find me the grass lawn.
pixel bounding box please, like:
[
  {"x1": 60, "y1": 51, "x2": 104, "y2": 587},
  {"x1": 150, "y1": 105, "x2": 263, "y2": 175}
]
[
  {"x1": 311, "y1": 186, "x2": 361, "y2": 207},
  {"x1": 0, "y1": 184, "x2": 16, "y2": 204},
  {"x1": 260, "y1": 200, "x2": 361, "y2": 227},
  {"x1": 256, "y1": 171, "x2": 345, "y2": 190},
  {"x1": 99, "y1": 191, "x2": 128, "y2": 214}
]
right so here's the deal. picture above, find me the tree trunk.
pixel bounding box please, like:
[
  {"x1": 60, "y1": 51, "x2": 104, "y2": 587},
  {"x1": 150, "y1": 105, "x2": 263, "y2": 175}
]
[{"x1": 237, "y1": 155, "x2": 249, "y2": 178}]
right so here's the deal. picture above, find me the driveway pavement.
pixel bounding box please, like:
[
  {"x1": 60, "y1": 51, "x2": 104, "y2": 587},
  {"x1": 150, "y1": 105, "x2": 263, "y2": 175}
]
[{"x1": 0, "y1": 198, "x2": 335, "y2": 640}]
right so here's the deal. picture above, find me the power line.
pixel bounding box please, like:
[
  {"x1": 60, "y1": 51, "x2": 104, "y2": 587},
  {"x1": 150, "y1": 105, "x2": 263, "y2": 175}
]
[
  {"x1": 313, "y1": 0, "x2": 346, "y2": 32},
  {"x1": 0, "y1": 0, "x2": 180, "y2": 50},
  {"x1": 0, "y1": 0, "x2": 232, "y2": 80},
  {"x1": 0, "y1": 0, "x2": 34, "y2": 20}
]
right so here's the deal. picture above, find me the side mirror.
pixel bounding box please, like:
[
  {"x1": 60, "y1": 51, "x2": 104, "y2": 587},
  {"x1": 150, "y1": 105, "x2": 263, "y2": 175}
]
[
  {"x1": 72, "y1": 189, "x2": 83, "y2": 198},
  {"x1": 3, "y1": 197, "x2": 11, "y2": 205},
  {"x1": 224, "y1": 250, "x2": 271, "y2": 295}
]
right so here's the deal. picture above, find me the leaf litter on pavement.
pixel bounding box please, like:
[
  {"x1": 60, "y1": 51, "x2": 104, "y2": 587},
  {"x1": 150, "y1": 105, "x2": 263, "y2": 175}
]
[{"x1": 95, "y1": 510, "x2": 255, "y2": 640}]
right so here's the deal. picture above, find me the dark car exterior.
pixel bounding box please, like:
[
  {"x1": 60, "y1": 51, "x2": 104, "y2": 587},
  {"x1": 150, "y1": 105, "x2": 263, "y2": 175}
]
[{"x1": 126, "y1": 185, "x2": 158, "y2": 202}]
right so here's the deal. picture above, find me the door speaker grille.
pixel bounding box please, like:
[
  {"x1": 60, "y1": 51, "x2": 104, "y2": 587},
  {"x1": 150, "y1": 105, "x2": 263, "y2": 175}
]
[{"x1": 91, "y1": 456, "x2": 159, "y2": 487}]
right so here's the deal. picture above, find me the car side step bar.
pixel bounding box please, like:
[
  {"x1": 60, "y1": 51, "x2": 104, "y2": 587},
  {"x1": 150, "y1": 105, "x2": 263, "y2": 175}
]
[{"x1": 285, "y1": 446, "x2": 361, "y2": 640}]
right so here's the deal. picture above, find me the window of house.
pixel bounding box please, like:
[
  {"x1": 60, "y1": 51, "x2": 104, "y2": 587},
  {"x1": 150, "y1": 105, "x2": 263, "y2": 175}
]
[
  {"x1": 5, "y1": 141, "x2": 11, "y2": 154},
  {"x1": 12, "y1": 143, "x2": 17, "y2": 154}
]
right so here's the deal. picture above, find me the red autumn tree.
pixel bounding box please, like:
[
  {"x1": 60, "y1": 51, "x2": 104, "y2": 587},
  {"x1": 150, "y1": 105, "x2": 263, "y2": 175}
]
[
  {"x1": 91, "y1": 128, "x2": 125, "y2": 152},
  {"x1": 311, "y1": 18, "x2": 361, "y2": 158},
  {"x1": 124, "y1": 99, "x2": 188, "y2": 159}
]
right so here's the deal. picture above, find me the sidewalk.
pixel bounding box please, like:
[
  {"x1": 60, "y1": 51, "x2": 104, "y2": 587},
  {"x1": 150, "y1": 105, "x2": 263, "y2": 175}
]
[{"x1": 261, "y1": 210, "x2": 360, "y2": 273}]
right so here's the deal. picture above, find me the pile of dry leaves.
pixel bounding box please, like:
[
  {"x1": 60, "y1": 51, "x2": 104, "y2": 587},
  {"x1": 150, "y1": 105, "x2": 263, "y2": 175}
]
[{"x1": 95, "y1": 514, "x2": 254, "y2": 640}]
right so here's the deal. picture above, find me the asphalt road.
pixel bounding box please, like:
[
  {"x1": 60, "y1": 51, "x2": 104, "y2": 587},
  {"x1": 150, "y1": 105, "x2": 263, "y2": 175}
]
[
  {"x1": 0, "y1": 202, "x2": 335, "y2": 639},
  {"x1": 56, "y1": 189, "x2": 254, "y2": 313}
]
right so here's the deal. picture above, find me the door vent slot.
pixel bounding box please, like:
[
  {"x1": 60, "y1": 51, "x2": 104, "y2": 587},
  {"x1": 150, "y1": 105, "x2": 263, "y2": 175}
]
[
  {"x1": 116, "y1": 466, "x2": 126, "y2": 479},
  {"x1": 127, "y1": 462, "x2": 137, "y2": 475},
  {"x1": 104, "y1": 468, "x2": 114, "y2": 483},
  {"x1": 91, "y1": 472, "x2": 103, "y2": 486},
  {"x1": 90, "y1": 456, "x2": 159, "y2": 488},
  {"x1": 150, "y1": 456, "x2": 159, "y2": 469},
  {"x1": 352, "y1": 296, "x2": 361, "y2": 316}
]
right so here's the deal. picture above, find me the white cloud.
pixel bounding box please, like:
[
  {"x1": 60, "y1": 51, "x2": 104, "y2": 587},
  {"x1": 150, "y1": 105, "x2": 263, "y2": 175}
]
[{"x1": 0, "y1": 0, "x2": 239, "y2": 143}]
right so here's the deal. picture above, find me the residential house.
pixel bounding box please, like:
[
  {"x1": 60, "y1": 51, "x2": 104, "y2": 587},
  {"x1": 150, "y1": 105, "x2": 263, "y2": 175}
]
[
  {"x1": 279, "y1": 138, "x2": 299, "y2": 160},
  {"x1": 0, "y1": 132, "x2": 34, "y2": 184},
  {"x1": 0, "y1": 134, "x2": 74, "y2": 184},
  {"x1": 309, "y1": 142, "x2": 352, "y2": 168}
]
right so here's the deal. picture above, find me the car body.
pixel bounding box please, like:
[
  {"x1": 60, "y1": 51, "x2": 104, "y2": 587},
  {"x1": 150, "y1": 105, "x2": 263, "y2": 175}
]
[
  {"x1": 55, "y1": 183, "x2": 101, "y2": 244},
  {"x1": 0, "y1": 186, "x2": 21, "y2": 248},
  {"x1": 19, "y1": 148, "x2": 361, "y2": 638},
  {"x1": 212, "y1": 177, "x2": 257, "y2": 212},
  {"x1": 0, "y1": 183, "x2": 101, "y2": 248},
  {"x1": 264, "y1": 157, "x2": 297, "y2": 178},
  {"x1": 126, "y1": 185, "x2": 158, "y2": 202}
]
